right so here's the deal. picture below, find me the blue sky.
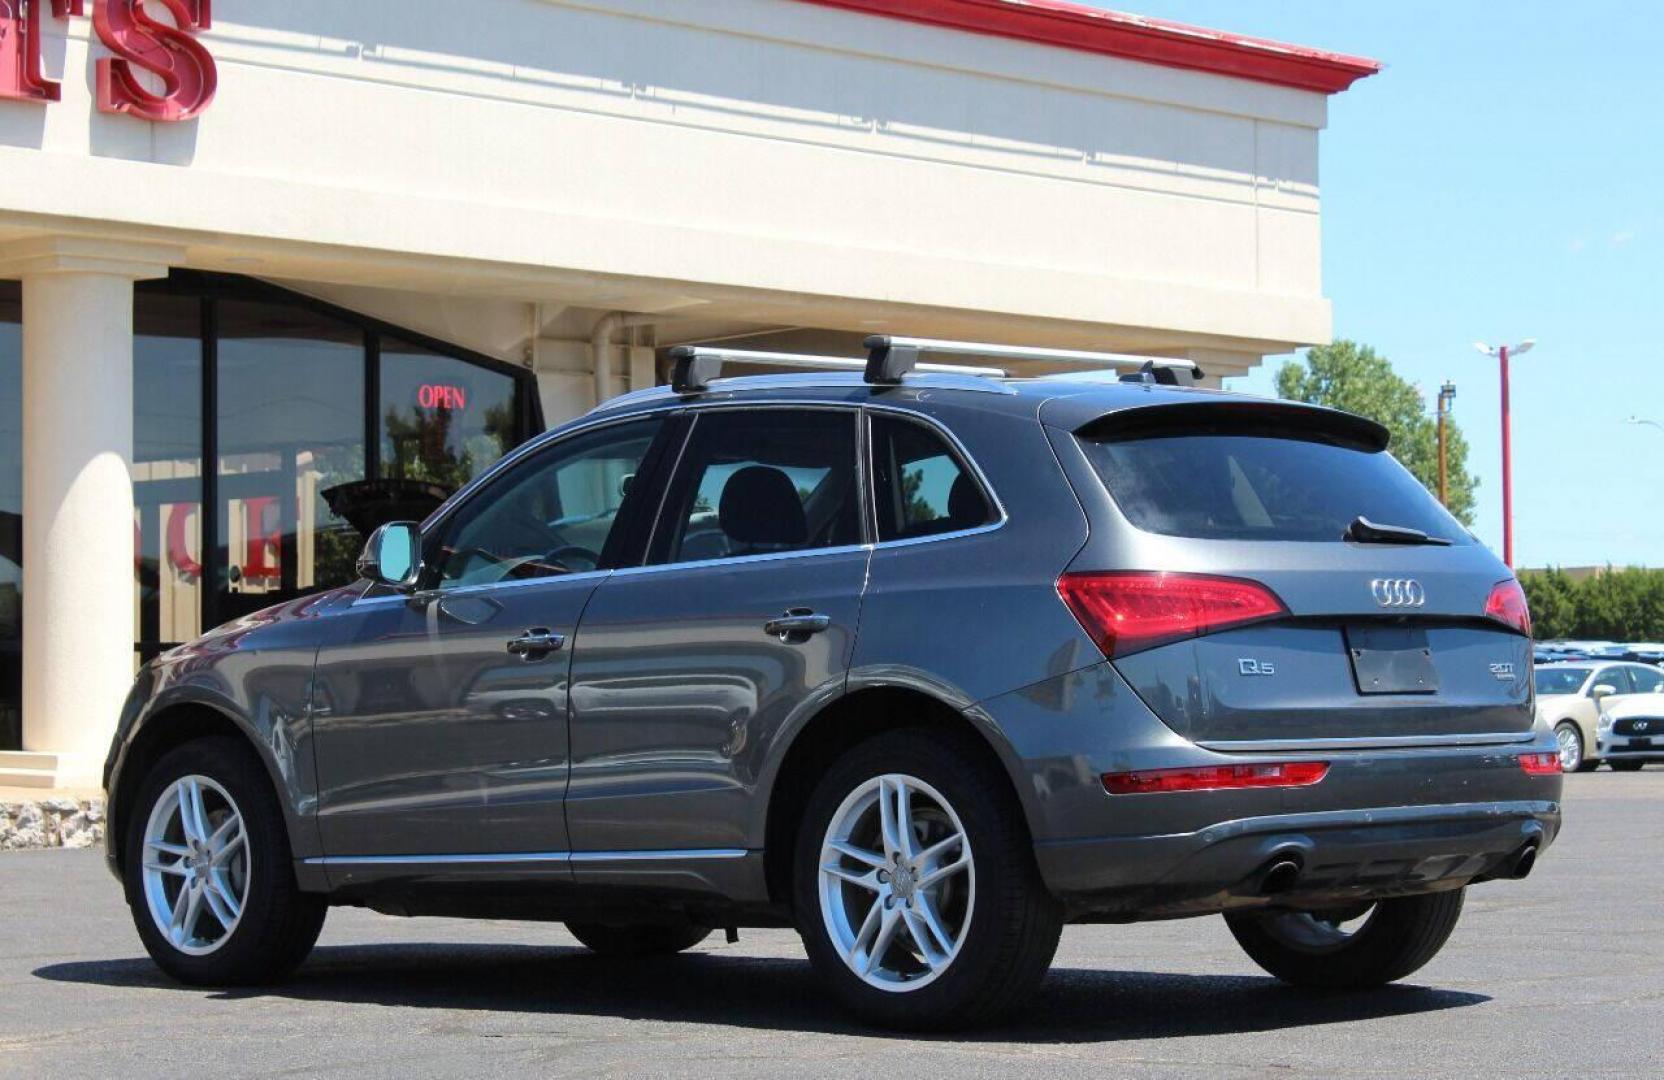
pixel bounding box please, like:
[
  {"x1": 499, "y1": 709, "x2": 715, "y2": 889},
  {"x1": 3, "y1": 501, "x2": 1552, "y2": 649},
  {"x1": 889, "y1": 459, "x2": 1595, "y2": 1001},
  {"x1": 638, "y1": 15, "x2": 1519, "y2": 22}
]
[{"x1": 1099, "y1": 1, "x2": 1662, "y2": 569}]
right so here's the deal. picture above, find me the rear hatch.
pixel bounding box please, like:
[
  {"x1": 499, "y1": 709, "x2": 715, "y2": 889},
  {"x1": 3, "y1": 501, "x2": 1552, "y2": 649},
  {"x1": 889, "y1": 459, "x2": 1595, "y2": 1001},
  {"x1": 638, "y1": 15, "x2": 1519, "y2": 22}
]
[{"x1": 1046, "y1": 396, "x2": 1534, "y2": 750}]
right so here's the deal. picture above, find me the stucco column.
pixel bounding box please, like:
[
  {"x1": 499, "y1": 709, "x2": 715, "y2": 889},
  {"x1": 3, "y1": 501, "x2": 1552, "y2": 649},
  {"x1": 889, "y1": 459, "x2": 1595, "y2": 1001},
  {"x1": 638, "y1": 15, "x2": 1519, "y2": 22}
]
[{"x1": 0, "y1": 238, "x2": 182, "y2": 789}]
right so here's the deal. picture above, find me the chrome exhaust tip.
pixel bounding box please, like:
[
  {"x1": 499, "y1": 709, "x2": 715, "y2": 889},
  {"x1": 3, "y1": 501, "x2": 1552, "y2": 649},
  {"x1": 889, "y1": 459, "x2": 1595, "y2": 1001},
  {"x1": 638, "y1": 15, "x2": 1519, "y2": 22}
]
[{"x1": 1510, "y1": 842, "x2": 1539, "y2": 880}]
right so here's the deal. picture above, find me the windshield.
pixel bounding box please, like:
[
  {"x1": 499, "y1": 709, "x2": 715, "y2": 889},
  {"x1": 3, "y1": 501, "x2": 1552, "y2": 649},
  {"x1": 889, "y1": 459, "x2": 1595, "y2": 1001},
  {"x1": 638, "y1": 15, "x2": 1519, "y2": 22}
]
[
  {"x1": 1534, "y1": 667, "x2": 1591, "y2": 696},
  {"x1": 1078, "y1": 430, "x2": 1468, "y2": 543}
]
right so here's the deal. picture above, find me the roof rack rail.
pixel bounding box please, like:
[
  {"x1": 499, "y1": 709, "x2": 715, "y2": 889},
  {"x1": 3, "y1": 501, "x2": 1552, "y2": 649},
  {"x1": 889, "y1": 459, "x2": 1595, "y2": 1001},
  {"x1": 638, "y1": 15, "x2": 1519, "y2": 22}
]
[
  {"x1": 668, "y1": 345, "x2": 1005, "y2": 395},
  {"x1": 862, "y1": 336, "x2": 1205, "y2": 386}
]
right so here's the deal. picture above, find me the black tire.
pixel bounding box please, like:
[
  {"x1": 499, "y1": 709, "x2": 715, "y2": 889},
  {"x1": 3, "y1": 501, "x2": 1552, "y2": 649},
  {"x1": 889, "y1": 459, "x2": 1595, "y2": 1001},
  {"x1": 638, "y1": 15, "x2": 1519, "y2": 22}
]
[
  {"x1": 1610, "y1": 760, "x2": 1645, "y2": 772},
  {"x1": 1225, "y1": 888, "x2": 1466, "y2": 989},
  {"x1": 564, "y1": 920, "x2": 712, "y2": 956},
  {"x1": 792, "y1": 727, "x2": 1063, "y2": 1031},
  {"x1": 123, "y1": 736, "x2": 326, "y2": 986}
]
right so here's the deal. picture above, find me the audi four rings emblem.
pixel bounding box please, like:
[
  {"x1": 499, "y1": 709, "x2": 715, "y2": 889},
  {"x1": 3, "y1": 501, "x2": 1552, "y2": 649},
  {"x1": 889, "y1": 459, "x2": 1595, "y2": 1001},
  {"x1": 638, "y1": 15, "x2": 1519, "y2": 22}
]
[{"x1": 1370, "y1": 578, "x2": 1426, "y2": 607}]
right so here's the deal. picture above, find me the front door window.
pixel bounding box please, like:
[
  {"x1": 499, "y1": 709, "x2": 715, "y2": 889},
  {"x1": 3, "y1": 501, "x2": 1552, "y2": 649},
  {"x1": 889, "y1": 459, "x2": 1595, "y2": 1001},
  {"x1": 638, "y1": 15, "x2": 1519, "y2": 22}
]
[{"x1": 429, "y1": 417, "x2": 663, "y2": 587}]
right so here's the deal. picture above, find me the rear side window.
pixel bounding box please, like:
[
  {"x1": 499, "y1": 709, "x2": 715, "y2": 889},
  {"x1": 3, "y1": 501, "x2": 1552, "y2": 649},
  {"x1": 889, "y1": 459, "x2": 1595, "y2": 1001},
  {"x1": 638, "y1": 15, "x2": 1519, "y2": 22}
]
[
  {"x1": 870, "y1": 414, "x2": 996, "y2": 542},
  {"x1": 1078, "y1": 427, "x2": 1467, "y2": 544},
  {"x1": 1630, "y1": 666, "x2": 1664, "y2": 694}
]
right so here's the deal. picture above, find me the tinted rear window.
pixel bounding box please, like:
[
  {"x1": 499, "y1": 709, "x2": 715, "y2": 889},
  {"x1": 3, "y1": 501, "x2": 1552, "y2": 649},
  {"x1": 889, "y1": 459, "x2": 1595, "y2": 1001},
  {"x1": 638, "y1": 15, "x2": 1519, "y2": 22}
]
[{"x1": 1078, "y1": 431, "x2": 1468, "y2": 544}]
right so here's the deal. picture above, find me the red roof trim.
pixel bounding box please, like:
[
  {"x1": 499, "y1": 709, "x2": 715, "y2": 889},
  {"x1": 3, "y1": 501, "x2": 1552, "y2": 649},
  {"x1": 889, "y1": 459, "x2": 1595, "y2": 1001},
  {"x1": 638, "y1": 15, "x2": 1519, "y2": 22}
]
[{"x1": 796, "y1": 0, "x2": 1381, "y2": 94}]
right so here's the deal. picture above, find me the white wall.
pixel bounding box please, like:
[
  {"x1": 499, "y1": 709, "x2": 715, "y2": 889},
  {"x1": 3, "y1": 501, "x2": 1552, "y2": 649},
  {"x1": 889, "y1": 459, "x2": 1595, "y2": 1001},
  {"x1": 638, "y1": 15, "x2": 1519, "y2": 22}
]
[{"x1": 0, "y1": 0, "x2": 1334, "y2": 355}]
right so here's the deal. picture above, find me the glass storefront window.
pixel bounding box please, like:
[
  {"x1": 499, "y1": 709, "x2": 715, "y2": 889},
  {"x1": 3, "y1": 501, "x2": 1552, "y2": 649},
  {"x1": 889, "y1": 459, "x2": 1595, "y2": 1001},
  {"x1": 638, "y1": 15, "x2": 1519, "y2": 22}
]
[
  {"x1": 216, "y1": 299, "x2": 366, "y2": 621},
  {"x1": 133, "y1": 294, "x2": 205, "y2": 657},
  {"x1": 380, "y1": 337, "x2": 519, "y2": 493},
  {"x1": 4, "y1": 273, "x2": 537, "y2": 744},
  {"x1": 1, "y1": 282, "x2": 20, "y2": 750}
]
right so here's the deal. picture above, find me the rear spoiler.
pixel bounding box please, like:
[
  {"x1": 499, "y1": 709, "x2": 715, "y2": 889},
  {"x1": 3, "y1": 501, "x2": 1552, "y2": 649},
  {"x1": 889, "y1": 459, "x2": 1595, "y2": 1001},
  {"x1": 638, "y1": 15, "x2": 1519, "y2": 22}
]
[{"x1": 1071, "y1": 400, "x2": 1390, "y2": 453}]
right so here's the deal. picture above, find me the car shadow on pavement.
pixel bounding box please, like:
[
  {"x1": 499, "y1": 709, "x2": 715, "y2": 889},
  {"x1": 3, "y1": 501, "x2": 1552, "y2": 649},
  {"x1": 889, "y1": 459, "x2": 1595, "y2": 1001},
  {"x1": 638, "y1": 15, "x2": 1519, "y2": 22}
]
[{"x1": 34, "y1": 943, "x2": 1488, "y2": 1042}]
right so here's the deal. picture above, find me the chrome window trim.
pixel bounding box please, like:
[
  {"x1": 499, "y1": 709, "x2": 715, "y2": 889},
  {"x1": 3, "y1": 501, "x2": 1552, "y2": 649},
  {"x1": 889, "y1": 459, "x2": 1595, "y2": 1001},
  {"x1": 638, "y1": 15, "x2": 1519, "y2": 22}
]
[
  {"x1": 348, "y1": 568, "x2": 613, "y2": 608},
  {"x1": 304, "y1": 848, "x2": 749, "y2": 867},
  {"x1": 612, "y1": 543, "x2": 874, "y2": 579},
  {"x1": 1199, "y1": 732, "x2": 1537, "y2": 753}
]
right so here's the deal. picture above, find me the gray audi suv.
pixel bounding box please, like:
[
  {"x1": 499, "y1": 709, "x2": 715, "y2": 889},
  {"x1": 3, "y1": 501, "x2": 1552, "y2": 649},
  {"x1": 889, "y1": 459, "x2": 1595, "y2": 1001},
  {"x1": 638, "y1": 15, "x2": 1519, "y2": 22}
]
[{"x1": 103, "y1": 338, "x2": 1561, "y2": 1030}]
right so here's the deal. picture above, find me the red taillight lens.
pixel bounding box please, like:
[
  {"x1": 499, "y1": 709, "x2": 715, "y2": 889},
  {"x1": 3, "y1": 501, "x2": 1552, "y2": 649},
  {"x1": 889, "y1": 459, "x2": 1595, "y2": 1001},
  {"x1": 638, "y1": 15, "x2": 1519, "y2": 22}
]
[
  {"x1": 1485, "y1": 578, "x2": 1532, "y2": 637},
  {"x1": 1519, "y1": 752, "x2": 1560, "y2": 776},
  {"x1": 1103, "y1": 761, "x2": 1329, "y2": 795},
  {"x1": 1057, "y1": 571, "x2": 1288, "y2": 658}
]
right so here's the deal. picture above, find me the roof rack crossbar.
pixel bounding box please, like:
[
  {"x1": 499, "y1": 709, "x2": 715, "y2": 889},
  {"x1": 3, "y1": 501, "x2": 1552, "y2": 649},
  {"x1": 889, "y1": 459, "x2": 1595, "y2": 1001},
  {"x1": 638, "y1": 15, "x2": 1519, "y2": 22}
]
[
  {"x1": 862, "y1": 335, "x2": 1205, "y2": 385},
  {"x1": 669, "y1": 345, "x2": 1004, "y2": 394}
]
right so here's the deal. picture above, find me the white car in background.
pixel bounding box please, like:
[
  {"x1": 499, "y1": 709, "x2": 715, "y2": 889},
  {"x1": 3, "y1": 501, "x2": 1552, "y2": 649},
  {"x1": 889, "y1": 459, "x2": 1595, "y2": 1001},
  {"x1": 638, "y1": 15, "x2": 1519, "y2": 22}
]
[{"x1": 1535, "y1": 661, "x2": 1664, "y2": 772}]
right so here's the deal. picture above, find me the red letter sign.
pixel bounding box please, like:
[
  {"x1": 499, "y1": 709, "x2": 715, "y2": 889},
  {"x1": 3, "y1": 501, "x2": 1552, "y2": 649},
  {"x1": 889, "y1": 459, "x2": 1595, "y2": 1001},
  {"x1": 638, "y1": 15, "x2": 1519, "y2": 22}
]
[
  {"x1": 94, "y1": 0, "x2": 215, "y2": 121},
  {"x1": 1, "y1": 1, "x2": 81, "y2": 103}
]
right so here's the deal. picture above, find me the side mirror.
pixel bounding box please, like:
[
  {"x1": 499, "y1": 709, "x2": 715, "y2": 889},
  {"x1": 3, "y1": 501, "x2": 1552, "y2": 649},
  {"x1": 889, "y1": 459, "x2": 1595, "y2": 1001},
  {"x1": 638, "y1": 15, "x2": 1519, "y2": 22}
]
[
  {"x1": 357, "y1": 521, "x2": 422, "y2": 590},
  {"x1": 1592, "y1": 683, "x2": 1617, "y2": 700}
]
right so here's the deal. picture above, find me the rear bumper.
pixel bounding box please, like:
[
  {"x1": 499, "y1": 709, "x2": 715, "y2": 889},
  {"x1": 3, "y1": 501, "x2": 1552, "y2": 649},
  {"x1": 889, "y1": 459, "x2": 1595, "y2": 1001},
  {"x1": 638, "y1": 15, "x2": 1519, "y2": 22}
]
[
  {"x1": 1035, "y1": 798, "x2": 1560, "y2": 919},
  {"x1": 971, "y1": 661, "x2": 1563, "y2": 919}
]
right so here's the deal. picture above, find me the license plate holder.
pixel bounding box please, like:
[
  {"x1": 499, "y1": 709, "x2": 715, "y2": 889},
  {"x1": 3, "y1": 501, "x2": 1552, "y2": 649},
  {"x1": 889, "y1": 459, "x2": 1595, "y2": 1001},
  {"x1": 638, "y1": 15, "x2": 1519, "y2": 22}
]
[
  {"x1": 1345, "y1": 625, "x2": 1439, "y2": 695},
  {"x1": 1628, "y1": 738, "x2": 1654, "y2": 750}
]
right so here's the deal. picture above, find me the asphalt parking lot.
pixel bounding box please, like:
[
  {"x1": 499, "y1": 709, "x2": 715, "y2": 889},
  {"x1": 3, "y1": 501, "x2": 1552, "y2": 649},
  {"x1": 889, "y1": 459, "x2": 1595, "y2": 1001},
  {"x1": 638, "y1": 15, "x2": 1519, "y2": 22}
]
[{"x1": 2, "y1": 772, "x2": 1662, "y2": 1079}]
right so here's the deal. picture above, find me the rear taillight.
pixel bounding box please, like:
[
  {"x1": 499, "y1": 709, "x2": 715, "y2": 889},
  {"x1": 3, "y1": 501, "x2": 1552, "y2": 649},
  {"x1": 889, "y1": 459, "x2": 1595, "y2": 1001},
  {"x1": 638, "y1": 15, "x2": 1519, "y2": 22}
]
[
  {"x1": 1103, "y1": 761, "x2": 1329, "y2": 795},
  {"x1": 1519, "y1": 752, "x2": 1560, "y2": 776},
  {"x1": 1057, "y1": 571, "x2": 1288, "y2": 658},
  {"x1": 1485, "y1": 578, "x2": 1532, "y2": 637}
]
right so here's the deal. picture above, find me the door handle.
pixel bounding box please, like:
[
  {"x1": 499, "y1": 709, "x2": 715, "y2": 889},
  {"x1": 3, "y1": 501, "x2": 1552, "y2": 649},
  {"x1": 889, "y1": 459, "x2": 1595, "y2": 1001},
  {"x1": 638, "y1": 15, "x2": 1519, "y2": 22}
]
[
  {"x1": 764, "y1": 610, "x2": 832, "y2": 641},
  {"x1": 506, "y1": 627, "x2": 565, "y2": 660}
]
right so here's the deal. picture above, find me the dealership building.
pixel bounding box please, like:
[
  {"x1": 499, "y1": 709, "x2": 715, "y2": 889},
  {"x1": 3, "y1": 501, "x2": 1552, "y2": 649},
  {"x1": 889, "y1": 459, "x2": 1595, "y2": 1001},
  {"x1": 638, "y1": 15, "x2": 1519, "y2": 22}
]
[{"x1": 0, "y1": 0, "x2": 1376, "y2": 788}]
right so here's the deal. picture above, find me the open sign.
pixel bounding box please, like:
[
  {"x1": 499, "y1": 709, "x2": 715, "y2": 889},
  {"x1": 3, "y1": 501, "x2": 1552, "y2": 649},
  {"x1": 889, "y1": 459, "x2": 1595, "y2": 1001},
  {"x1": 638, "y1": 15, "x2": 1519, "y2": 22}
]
[{"x1": 417, "y1": 383, "x2": 468, "y2": 410}]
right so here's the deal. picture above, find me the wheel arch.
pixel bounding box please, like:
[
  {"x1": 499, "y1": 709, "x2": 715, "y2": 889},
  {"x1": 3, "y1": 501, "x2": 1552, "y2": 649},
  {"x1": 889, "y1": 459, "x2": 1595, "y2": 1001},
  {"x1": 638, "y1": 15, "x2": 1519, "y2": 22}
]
[
  {"x1": 109, "y1": 699, "x2": 311, "y2": 877},
  {"x1": 758, "y1": 684, "x2": 1035, "y2": 908}
]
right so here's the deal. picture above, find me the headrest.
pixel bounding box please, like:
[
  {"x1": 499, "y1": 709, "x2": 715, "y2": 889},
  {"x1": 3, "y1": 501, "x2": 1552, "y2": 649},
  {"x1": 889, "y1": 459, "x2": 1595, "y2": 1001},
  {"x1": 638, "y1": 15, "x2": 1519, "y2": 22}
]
[
  {"x1": 947, "y1": 473, "x2": 986, "y2": 528},
  {"x1": 719, "y1": 466, "x2": 808, "y2": 547}
]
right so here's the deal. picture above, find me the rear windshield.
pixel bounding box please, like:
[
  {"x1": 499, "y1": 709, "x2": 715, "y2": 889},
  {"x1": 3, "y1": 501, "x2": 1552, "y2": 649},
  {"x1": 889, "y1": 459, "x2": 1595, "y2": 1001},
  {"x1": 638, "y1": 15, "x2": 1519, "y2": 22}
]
[{"x1": 1078, "y1": 431, "x2": 1468, "y2": 544}]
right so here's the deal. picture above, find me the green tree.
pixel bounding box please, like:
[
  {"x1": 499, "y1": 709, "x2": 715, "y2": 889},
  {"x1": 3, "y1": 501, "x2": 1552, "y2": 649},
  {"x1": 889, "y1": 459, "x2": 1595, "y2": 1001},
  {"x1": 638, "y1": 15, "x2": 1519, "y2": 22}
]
[
  {"x1": 1276, "y1": 340, "x2": 1478, "y2": 526},
  {"x1": 1519, "y1": 567, "x2": 1579, "y2": 639},
  {"x1": 1519, "y1": 566, "x2": 1664, "y2": 641}
]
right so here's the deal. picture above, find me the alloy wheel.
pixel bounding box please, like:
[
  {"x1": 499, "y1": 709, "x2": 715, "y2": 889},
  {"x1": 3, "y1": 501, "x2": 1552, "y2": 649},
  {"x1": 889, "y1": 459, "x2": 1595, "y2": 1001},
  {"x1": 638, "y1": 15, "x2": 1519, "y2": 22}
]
[
  {"x1": 141, "y1": 775, "x2": 251, "y2": 957},
  {"x1": 817, "y1": 773, "x2": 974, "y2": 992},
  {"x1": 1556, "y1": 725, "x2": 1583, "y2": 772}
]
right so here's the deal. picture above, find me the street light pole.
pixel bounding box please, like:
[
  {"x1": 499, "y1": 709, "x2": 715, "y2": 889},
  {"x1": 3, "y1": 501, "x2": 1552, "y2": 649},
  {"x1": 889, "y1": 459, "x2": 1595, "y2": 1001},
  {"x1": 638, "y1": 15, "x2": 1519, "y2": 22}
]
[
  {"x1": 1437, "y1": 381, "x2": 1456, "y2": 507},
  {"x1": 1475, "y1": 340, "x2": 1535, "y2": 568}
]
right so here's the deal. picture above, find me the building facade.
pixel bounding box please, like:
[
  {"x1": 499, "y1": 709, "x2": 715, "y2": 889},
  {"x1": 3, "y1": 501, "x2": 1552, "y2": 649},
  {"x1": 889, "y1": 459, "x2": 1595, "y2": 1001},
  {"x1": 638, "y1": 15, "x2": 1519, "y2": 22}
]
[{"x1": 0, "y1": 0, "x2": 1376, "y2": 786}]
